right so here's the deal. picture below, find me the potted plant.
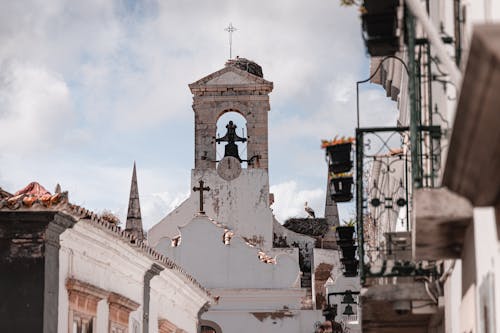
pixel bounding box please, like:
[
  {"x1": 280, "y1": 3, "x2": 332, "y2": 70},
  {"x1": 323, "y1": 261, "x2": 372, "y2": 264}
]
[
  {"x1": 341, "y1": 258, "x2": 359, "y2": 277},
  {"x1": 321, "y1": 137, "x2": 354, "y2": 174},
  {"x1": 340, "y1": 245, "x2": 357, "y2": 260},
  {"x1": 361, "y1": 0, "x2": 400, "y2": 56},
  {"x1": 330, "y1": 173, "x2": 354, "y2": 202}
]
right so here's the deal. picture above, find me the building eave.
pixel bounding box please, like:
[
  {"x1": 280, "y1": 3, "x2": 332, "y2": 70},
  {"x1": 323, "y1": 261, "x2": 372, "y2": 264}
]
[{"x1": 443, "y1": 24, "x2": 500, "y2": 207}]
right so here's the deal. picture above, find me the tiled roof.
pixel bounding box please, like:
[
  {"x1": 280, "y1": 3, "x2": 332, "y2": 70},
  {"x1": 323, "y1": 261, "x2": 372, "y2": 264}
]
[{"x1": 0, "y1": 182, "x2": 212, "y2": 299}]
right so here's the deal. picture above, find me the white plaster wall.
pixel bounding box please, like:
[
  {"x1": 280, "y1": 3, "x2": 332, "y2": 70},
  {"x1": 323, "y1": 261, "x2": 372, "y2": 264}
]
[
  {"x1": 314, "y1": 249, "x2": 361, "y2": 333},
  {"x1": 150, "y1": 270, "x2": 207, "y2": 333},
  {"x1": 208, "y1": 288, "x2": 307, "y2": 311},
  {"x1": 156, "y1": 216, "x2": 300, "y2": 289},
  {"x1": 472, "y1": 207, "x2": 499, "y2": 333},
  {"x1": 444, "y1": 260, "x2": 461, "y2": 333},
  {"x1": 149, "y1": 169, "x2": 274, "y2": 250},
  {"x1": 57, "y1": 220, "x2": 209, "y2": 333},
  {"x1": 202, "y1": 309, "x2": 323, "y2": 333}
]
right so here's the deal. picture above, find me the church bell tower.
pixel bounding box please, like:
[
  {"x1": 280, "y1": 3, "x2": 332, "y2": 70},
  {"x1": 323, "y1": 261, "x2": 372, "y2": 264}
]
[
  {"x1": 189, "y1": 58, "x2": 274, "y2": 171},
  {"x1": 149, "y1": 58, "x2": 276, "y2": 250}
]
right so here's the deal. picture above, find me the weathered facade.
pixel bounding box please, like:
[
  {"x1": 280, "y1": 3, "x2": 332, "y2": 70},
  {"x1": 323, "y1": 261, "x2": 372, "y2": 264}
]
[
  {"x1": 0, "y1": 182, "x2": 212, "y2": 333},
  {"x1": 354, "y1": 1, "x2": 500, "y2": 332},
  {"x1": 148, "y1": 58, "x2": 334, "y2": 332}
]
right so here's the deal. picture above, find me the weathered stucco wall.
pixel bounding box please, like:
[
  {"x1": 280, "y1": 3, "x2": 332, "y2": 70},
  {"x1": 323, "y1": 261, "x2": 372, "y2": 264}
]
[
  {"x1": 202, "y1": 308, "x2": 323, "y2": 333},
  {"x1": 58, "y1": 219, "x2": 209, "y2": 333},
  {"x1": 156, "y1": 216, "x2": 300, "y2": 289},
  {"x1": 150, "y1": 169, "x2": 274, "y2": 250}
]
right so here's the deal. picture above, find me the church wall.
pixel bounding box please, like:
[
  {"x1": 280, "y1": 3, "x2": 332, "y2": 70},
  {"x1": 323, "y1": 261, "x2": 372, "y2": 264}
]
[
  {"x1": 150, "y1": 169, "x2": 274, "y2": 250},
  {"x1": 157, "y1": 216, "x2": 300, "y2": 289},
  {"x1": 202, "y1": 308, "x2": 323, "y2": 333}
]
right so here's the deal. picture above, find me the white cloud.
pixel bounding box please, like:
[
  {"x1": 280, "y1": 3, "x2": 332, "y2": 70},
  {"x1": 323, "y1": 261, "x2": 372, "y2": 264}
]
[
  {"x1": 139, "y1": 190, "x2": 190, "y2": 230},
  {"x1": 270, "y1": 180, "x2": 324, "y2": 223},
  {"x1": 0, "y1": 0, "x2": 393, "y2": 237},
  {"x1": 0, "y1": 61, "x2": 74, "y2": 153}
]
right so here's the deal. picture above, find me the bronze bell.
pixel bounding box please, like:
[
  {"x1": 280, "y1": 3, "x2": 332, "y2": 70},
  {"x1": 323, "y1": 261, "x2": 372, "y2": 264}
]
[
  {"x1": 343, "y1": 304, "x2": 355, "y2": 316},
  {"x1": 341, "y1": 290, "x2": 356, "y2": 304}
]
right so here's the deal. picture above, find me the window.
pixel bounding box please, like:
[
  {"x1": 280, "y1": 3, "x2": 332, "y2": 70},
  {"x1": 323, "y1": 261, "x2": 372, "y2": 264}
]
[
  {"x1": 72, "y1": 313, "x2": 94, "y2": 333},
  {"x1": 109, "y1": 322, "x2": 127, "y2": 333},
  {"x1": 66, "y1": 279, "x2": 108, "y2": 333}
]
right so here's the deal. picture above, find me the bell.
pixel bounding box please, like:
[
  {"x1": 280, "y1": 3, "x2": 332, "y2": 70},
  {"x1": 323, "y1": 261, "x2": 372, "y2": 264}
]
[
  {"x1": 343, "y1": 304, "x2": 355, "y2": 316},
  {"x1": 341, "y1": 290, "x2": 356, "y2": 304}
]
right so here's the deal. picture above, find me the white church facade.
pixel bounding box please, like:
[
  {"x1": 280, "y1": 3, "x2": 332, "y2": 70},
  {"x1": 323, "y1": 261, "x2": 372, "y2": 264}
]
[{"x1": 148, "y1": 58, "x2": 359, "y2": 333}]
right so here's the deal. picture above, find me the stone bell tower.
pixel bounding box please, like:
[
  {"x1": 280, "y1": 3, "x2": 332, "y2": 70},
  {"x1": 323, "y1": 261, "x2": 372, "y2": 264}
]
[
  {"x1": 149, "y1": 58, "x2": 276, "y2": 250},
  {"x1": 189, "y1": 58, "x2": 274, "y2": 170}
]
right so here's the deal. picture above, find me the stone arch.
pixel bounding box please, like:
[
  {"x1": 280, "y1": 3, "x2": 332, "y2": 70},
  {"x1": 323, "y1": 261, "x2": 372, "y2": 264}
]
[
  {"x1": 199, "y1": 320, "x2": 222, "y2": 333},
  {"x1": 216, "y1": 110, "x2": 248, "y2": 164},
  {"x1": 191, "y1": 73, "x2": 271, "y2": 170}
]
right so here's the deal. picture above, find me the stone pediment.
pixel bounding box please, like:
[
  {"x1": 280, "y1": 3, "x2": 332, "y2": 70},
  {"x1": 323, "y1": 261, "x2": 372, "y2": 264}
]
[{"x1": 189, "y1": 65, "x2": 273, "y2": 92}]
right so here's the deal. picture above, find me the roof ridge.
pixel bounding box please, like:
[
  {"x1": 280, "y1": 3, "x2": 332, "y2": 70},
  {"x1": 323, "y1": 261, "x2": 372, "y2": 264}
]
[{"x1": 0, "y1": 190, "x2": 212, "y2": 299}]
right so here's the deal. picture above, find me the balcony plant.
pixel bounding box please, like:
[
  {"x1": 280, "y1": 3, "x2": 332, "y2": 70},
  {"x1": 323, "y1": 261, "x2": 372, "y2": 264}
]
[
  {"x1": 330, "y1": 172, "x2": 354, "y2": 202},
  {"x1": 340, "y1": 245, "x2": 357, "y2": 260},
  {"x1": 341, "y1": 258, "x2": 359, "y2": 277},
  {"x1": 361, "y1": 0, "x2": 399, "y2": 56},
  {"x1": 322, "y1": 137, "x2": 354, "y2": 174}
]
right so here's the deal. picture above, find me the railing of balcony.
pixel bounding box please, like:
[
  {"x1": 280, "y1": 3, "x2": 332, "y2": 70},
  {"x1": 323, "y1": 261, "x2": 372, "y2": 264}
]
[{"x1": 355, "y1": 126, "x2": 441, "y2": 285}]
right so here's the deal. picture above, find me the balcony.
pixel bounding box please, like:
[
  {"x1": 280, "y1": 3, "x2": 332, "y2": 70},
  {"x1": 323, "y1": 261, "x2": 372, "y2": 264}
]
[{"x1": 355, "y1": 127, "x2": 443, "y2": 332}]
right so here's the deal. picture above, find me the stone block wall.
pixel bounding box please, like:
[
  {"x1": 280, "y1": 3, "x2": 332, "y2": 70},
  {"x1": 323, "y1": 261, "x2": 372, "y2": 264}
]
[{"x1": 192, "y1": 95, "x2": 271, "y2": 170}]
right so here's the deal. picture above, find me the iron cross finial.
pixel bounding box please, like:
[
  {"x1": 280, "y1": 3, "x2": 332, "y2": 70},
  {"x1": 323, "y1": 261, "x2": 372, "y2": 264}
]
[
  {"x1": 193, "y1": 180, "x2": 210, "y2": 214},
  {"x1": 224, "y1": 23, "x2": 237, "y2": 59}
]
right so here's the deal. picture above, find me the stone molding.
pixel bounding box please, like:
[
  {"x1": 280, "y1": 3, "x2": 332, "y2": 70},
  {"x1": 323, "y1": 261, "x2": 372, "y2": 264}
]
[
  {"x1": 158, "y1": 318, "x2": 183, "y2": 333},
  {"x1": 66, "y1": 278, "x2": 109, "y2": 316},
  {"x1": 108, "y1": 292, "x2": 140, "y2": 327}
]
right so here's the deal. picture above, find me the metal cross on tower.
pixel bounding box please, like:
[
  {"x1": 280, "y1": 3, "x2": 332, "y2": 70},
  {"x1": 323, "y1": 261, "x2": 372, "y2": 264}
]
[
  {"x1": 224, "y1": 22, "x2": 237, "y2": 59},
  {"x1": 193, "y1": 180, "x2": 210, "y2": 214}
]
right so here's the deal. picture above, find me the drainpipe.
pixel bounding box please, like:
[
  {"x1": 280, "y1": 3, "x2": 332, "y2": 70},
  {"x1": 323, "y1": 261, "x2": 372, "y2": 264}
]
[
  {"x1": 143, "y1": 264, "x2": 164, "y2": 333},
  {"x1": 405, "y1": 0, "x2": 462, "y2": 87}
]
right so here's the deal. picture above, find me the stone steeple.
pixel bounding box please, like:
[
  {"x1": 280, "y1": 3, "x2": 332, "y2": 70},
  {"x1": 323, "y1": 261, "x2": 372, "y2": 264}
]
[
  {"x1": 126, "y1": 162, "x2": 144, "y2": 241},
  {"x1": 324, "y1": 175, "x2": 340, "y2": 227}
]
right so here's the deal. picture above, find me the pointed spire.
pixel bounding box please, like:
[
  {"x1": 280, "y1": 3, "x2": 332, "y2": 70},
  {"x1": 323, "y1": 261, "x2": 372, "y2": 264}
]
[
  {"x1": 325, "y1": 174, "x2": 340, "y2": 227},
  {"x1": 126, "y1": 162, "x2": 144, "y2": 241}
]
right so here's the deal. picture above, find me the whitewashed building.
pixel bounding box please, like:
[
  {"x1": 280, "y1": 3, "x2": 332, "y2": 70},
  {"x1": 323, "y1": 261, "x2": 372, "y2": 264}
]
[
  {"x1": 148, "y1": 58, "x2": 342, "y2": 333},
  {"x1": 0, "y1": 180, "x2": 213, "y2": 333}
]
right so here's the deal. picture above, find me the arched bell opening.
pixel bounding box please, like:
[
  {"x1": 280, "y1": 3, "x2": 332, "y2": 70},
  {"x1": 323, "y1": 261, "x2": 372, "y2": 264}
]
[{"x1": 216, "y1": 110, "x2": 248, "y2": 168}]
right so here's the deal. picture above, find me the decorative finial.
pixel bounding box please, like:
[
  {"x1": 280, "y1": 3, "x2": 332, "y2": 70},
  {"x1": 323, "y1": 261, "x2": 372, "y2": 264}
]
[{"x1": 224, "y1": 23, "x2": 237, "y2": 59}]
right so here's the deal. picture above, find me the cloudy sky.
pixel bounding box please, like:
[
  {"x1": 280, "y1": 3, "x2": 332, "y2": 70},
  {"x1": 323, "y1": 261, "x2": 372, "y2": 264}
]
[{"x1": 0, "y1": 0, "x2": 398, "y2": 230}]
